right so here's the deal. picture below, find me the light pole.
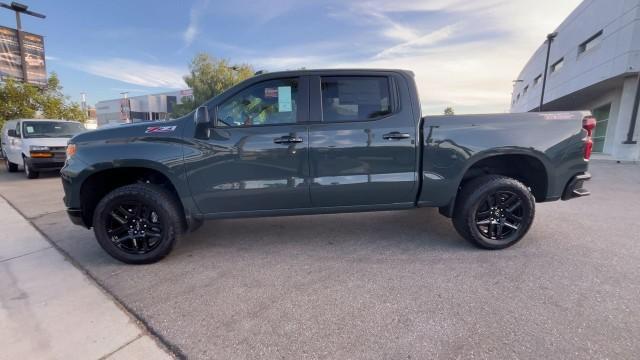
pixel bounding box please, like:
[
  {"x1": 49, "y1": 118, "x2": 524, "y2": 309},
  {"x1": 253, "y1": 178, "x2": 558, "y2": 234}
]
[
  {"x1": 539, "y1": 32, "x2": 558, "y2": 112},
  {"x1": 0, "y1": 2, "x2": 46, "y2": 83}
]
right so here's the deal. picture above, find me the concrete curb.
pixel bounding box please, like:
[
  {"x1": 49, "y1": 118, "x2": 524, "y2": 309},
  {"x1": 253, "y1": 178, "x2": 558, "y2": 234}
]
[{"x1": 0, "y1": 196, "x2": 176, "y2": 359}]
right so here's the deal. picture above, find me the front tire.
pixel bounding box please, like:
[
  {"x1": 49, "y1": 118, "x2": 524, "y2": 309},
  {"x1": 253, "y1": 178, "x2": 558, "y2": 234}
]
[
  {"x1": 453, "y1": 175, "x2": 535, "y2": 250},
  {"x1": 93, "y1": 183, "x2": 183, "y2": 264},
  {"x1": 5, "y1": 156, "x2": 18, "y2": 172},
  {"x1": 23, "y1": 158, "x2": 39, "y2": 179}
]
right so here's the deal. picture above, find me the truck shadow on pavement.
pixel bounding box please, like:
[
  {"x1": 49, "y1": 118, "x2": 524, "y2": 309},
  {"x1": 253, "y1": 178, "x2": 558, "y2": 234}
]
[
  {"x1": 35, "y1": 206, "x2": 472, "y2": 270},
  {"x1": 175, "y1": 207, "x2": 470, "y2": 257}
]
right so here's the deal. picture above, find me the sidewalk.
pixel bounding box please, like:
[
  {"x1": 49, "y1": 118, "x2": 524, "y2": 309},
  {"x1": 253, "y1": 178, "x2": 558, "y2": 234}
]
[{"x1": 0, "y1": 197, "x2": 173, "y2": 360}]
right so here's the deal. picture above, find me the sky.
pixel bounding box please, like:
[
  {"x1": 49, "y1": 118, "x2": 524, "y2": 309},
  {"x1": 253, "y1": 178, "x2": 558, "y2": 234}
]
[{"x1": 0, "y1": 0, "x2": 582, "y2": 114}]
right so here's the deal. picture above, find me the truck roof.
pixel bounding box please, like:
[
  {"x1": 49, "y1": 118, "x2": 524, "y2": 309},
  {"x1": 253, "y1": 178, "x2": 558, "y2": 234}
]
[
  {"x1": 251, "y1": 68, "x2": 415, "y2": 79},
  {"x1": 12, "y1": 119, "x2": 81, "y2": 122}
]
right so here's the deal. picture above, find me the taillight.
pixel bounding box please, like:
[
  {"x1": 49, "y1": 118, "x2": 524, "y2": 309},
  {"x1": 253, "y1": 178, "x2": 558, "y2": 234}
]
[{"x1": 582, "y1": 116, "x2": 596, "y2": 160}]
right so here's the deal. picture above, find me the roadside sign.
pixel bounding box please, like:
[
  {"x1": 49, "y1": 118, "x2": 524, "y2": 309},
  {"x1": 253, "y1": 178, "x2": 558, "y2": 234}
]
[{"x1": 0, "y1": 25, "x2": 46, "y2": 86}]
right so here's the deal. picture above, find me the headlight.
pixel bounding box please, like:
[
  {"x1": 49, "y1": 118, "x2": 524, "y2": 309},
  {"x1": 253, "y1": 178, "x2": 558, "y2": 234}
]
[
  {"x1": 66, "y1": 144, "x2": 77, "y2": 159},
  {"x1": 30, "y1": 145, "x2": 50, "y2": 151}
]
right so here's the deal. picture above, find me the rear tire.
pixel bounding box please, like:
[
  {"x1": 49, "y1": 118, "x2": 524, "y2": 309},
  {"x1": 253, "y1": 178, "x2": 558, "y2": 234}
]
[
  {"x1": 93, "y1": 183, "x2": 183, "y2": 264},
  {"x1": 5, "y1": 157, "x2": 18, "y2": 172},
  {"x1": 453, "y1": 175, "x2": 535, "y2": 250},
  {"x1": 23, "y1": 158, "x2": 39, "y2": 179}
]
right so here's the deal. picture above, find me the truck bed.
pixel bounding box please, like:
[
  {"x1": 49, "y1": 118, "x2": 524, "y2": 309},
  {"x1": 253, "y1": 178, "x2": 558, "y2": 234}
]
[{"x1": 418, "y1": 111, "x2": 590, "y2": 212}]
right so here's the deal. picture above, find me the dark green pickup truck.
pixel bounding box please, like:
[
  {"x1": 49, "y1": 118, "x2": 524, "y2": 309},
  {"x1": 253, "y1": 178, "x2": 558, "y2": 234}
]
[{"x1": 61, "y1": 69, "x2": 595, "y2": 264}]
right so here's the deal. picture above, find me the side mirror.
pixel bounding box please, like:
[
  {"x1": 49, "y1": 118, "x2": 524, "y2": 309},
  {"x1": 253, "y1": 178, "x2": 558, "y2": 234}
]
[
  {"x1": 7, "y1": 129, "x2": 17, "y2": 137},
  {"x1": 194, "y1": 106, "x2": 211, "y2": 140},
  {"x1": 194, "y1": 106, "x2": 210, "y2": 125}
]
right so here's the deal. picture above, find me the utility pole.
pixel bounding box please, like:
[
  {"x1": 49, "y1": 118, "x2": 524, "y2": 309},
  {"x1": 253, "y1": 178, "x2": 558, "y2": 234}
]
[
  {"x1": 0, "y1": 2, "x2": 46, "y2": 84},
  {"x1": 539, "y1": 32, "x2": 558, "y2": 112}
]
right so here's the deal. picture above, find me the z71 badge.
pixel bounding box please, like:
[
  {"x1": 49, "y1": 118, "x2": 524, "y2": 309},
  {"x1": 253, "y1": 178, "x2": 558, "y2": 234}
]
[{"x1": 145, "y1": 126, "x2": 177, "y2": 134}]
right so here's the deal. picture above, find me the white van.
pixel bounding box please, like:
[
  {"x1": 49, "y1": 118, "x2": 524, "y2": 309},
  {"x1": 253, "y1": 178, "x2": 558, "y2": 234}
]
[{"x1": 1, "y1": 119, "x2": 86, "y2": 179}]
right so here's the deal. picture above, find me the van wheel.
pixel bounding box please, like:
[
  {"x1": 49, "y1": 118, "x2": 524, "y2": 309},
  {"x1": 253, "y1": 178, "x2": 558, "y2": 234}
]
[
  {"x1": 453, "y1": 175, "x2": 535, "y2": 250},
  {"x1": 93, "y1": 183, "x2": 183, "y2": 264},
  {"x1": 23, "y1": 158, "x2": 39, "y2": 179},
  {"x1": 5, "y1": 157, "x2": 18, "y2": 172}
]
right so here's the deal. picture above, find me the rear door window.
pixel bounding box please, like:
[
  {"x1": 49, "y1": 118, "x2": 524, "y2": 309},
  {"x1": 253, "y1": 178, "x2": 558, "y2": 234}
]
[{"x1": 320, "y1": 77, "x2": 392, "y2": 122}]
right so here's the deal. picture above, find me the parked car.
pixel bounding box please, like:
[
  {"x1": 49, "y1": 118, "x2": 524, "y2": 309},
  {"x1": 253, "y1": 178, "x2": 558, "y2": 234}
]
[
  {"x1": 61, "y1": 69, "x2": 595, "y2": 264},
  {"x1": 2, "y1": 119, "x2": 86, "y2": 179}
]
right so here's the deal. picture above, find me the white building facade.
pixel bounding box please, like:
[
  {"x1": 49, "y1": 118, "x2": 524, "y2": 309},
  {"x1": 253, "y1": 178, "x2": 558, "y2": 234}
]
[
  {"x1": 95, "y1": 89, "x2": 192, "y2": 127},
  {"x1": 511, "y1": 0, "x2": 640, "y2": 160}
]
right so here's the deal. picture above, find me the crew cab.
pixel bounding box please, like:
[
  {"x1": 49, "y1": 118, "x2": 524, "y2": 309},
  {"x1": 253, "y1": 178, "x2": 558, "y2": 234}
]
[
  {"x1": 2, "y1": 119, "x2": 86, "y2": 179},
  {"x1": 61, "y1": 69, "x2": 594, "y2": 264}
]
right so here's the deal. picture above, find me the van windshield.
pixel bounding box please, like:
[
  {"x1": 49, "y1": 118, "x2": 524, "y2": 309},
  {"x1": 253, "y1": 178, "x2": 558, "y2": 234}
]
[{"x1": 22, "y1": 121, "x2": 85, "y2": 139}]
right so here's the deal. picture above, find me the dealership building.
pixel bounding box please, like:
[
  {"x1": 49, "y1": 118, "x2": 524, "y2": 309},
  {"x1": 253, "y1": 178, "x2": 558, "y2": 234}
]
[
  {"x1": 511, "y1": 0, "x2": 640, "y2": 160},
  {"x1": 95, "y1": 89, "x2": 192, "y2": 127}
]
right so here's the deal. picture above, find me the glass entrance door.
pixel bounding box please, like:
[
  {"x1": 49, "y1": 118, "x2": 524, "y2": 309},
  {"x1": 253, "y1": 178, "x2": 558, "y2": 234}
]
[{"x1": 591, "y1": 104, "x2": 610, "y2": 153}]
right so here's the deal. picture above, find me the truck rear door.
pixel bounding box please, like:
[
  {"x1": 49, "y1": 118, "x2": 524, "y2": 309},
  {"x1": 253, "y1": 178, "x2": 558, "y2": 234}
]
[{"x1": 308, "y1": 73, "x2": 419, "y2": 207}]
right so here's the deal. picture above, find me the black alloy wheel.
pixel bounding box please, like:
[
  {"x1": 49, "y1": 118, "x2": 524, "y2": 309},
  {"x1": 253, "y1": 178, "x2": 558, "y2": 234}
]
[
  {"x1": 474, "y1": 191, "x2": 524, "y2": 241},
  {"x1": 93, "y1": 183, "x2": 182, "y2": 264},
  {"x1": 453, "y1": 175, "x2": 535, "y2": 250},
  {"x1": 105, "y1": 201, "x2": 164, "y2": 254}
]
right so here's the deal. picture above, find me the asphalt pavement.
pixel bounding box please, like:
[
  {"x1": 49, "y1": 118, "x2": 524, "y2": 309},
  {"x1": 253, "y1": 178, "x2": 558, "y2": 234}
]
[{"x1": 0, "y1": 161, "x2": 638, "y2": 359}]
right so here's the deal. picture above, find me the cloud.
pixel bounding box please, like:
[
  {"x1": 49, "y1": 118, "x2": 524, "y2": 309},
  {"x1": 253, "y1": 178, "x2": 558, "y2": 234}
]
[
  {"x1": 374, "y1": 23, "x2": 461, "y2": 59},
  {"x1": 109, "y1": 87, "x2": 150, "y2": 93},
  {"x1": 248, "y1": 0, "x2": 582, "y2": 114},
  {"x1": 183, "y1": 0, "x2": 210, "y2": 47},
  {"x1": 351, "y1": 0, "x2": 504, "y2": 13},
  {"x1": 79, "y1": 58, "x2": 186, "y2": 88}
]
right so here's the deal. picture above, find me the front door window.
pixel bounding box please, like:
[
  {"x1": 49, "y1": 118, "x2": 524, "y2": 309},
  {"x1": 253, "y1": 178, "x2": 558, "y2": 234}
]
[{"x1": 217, "y1": 78, "x2": 298, "y2": 127}]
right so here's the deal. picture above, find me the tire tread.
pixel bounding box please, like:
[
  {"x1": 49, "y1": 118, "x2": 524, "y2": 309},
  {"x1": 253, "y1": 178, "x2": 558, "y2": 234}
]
[
  {"x1": 92, "y1": 183, "x2": 183, "y2": 264},
  {"x1": 453, "y1": 175, "x2": 535, "y2": 249}
]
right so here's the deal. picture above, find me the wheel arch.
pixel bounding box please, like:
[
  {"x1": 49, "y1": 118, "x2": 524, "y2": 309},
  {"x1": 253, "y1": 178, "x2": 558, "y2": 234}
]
[
  {"x1": 78, "y1": 164, "x2": 189, "y2": 230},
  {"x1": 439, "y1": 150, "x2": 551, "y2": 217}
]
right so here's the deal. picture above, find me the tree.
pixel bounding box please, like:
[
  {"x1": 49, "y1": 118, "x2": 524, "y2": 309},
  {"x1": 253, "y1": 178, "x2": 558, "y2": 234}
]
[
  {"x1": 0, "y1": 72, "x2": 87, "y2": 129},
  {"x1": 171, "y1": 53, "x2": 254, "y2": 118},
  {"x1": 444, "y1": 107, "x2": 455, "y2": 115}
]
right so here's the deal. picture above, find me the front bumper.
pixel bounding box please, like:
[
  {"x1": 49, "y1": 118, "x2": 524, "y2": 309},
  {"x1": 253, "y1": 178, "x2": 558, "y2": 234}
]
[
  {"x1": 26, "y1": 156, "x2": 65, "y2": 171},
  {"x1": 66, "y1": 207, "x2": 86, "y2": 227},
  {"x1": 562, "y1": 172, "x2": 591, "y2": 200}
]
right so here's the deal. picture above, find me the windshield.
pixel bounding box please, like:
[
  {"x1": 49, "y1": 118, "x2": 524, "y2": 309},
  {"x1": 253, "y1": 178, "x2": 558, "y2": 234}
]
[{"x1": 22, "y1": 121, "x2": 85, "y2": 139}]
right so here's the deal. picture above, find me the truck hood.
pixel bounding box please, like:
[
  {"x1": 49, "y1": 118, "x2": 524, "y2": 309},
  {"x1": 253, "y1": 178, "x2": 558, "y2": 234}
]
[
  {"x1": 22, "y1": 137, "x2": 73, "y2": 148},
  {"x1": 69, "y1": 119, "x2": 187, "y2": 144}
]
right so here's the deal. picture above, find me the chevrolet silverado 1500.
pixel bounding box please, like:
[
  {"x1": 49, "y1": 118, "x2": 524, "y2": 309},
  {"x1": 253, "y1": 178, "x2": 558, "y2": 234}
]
[{"x1": 61, "y1": 69, "x2": 594, "y2": 264}]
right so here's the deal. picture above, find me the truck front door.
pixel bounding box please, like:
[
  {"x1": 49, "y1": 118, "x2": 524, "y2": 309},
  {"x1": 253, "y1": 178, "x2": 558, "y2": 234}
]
[
  {"x1": 308, "y1": 74, "x2": 419, "y2": 207},
  {"x1": 185, "y1": 77, "x2": 311, "y2": 215}
]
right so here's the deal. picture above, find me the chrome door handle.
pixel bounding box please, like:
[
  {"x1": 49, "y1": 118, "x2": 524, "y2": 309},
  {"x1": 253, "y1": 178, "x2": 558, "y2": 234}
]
[
  {"x1": 274, "y1": 136, "x2": 304, "y2": 144},
  {"x1": 382, "y1": 132, "x2": 411, "y2": 140}
]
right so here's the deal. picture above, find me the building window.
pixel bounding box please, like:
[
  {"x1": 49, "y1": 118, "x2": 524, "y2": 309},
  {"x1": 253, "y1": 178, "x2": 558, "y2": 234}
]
[
  {"x1": 591, "y1": 103, "x2": 610, "y2": 153},
  {"x1": 533, "y1": 74, "x2": 542, "y2": 86},
  {"x1": 551, "y1": 58, "x2": 564, "y2": 73},
  {"x1": 516, "y1": 93, "x2": 520, "y2": 102},
  {"x1": 579, "y1": 30, "x2": 603, "y2": 54},
  {"x1": 523, "y1": 85, "x2": 529, "y2": 95}
]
